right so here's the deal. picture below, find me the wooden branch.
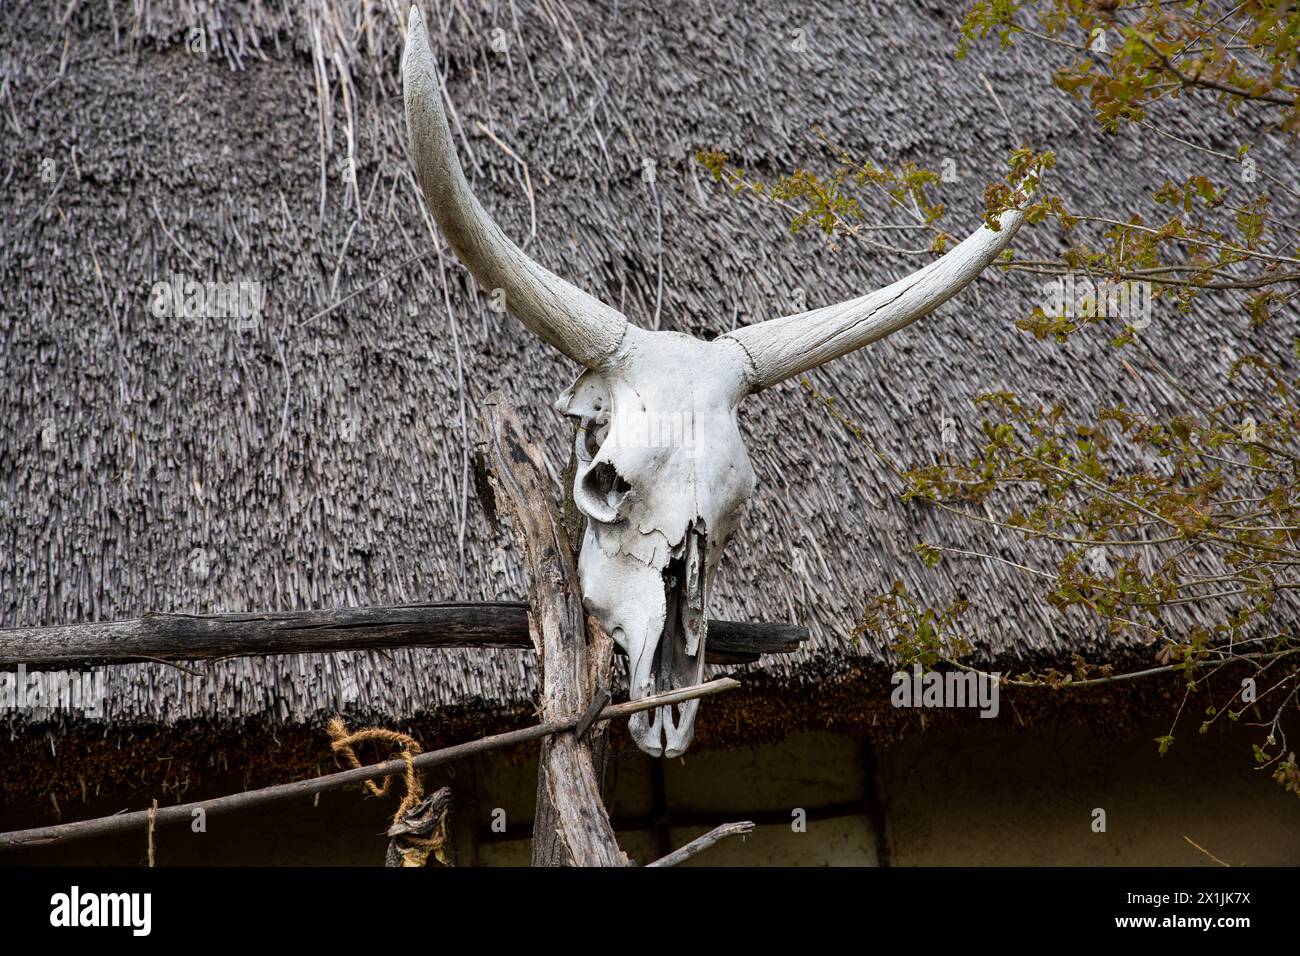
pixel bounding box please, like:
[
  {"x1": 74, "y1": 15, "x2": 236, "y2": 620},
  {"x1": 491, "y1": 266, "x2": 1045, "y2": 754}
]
[
  {"x1": 574, "y1": 686, "x2": 611, "y2": 741},
  {"x1": 483, "y1": 399, "x2": 626, "y2": 867},
  {"x1": 1134, "y1": 32, "x2": 1296, "y2": 108},
  {"x1": 0, "y1": 604, "x2": 807, "y2": 670},
  {"x1": 646, "y1": 821, "x2": 756, "y2": 867},
  {"x1": 0, "y1": 677, "x2": 740, "y2": 852}
]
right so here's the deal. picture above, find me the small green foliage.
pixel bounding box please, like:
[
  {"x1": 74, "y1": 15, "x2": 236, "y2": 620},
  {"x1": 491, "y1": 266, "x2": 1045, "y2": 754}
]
[
  {"x1": 855, "y1": 579, "x2": 972, "y2": 669},
  {"x1": 915, "y1": 542, "x2": 945, "y2": 569},
  {"x1": 1275, "y1": 753, "x2": 1300, "y2": 795}
]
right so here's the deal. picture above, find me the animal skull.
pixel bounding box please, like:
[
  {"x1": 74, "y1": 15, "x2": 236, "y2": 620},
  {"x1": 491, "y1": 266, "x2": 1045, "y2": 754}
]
[
  {"x1": 403, "y1": 7, "x2": 1028, "y2": 756},
  {"x1": 556, "y1": 331, "x2": 756, "y2": 756}
]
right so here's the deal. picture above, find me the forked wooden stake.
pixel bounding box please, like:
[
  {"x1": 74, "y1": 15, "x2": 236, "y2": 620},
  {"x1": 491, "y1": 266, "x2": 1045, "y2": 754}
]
[{"x1": 482, "y1": 399, "x2": 626, "y2": 867}]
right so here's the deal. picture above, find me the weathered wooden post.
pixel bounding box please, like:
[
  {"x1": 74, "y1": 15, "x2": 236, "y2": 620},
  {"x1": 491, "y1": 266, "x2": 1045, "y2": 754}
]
[{"x1": 482, "y1": 400, "x2": 626, "y2": 865}]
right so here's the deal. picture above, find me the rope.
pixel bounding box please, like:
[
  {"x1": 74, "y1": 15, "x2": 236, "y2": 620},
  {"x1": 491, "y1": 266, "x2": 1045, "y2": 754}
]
[{"x1": 326, "y1": 717, "x2": 425, "y2": 823}]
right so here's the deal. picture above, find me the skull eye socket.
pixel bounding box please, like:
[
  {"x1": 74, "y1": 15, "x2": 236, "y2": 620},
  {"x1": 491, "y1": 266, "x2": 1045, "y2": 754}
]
[
  {"x1": 571, "y1": 403, "x2": 626, "y2": 523},
  {"x1": 574, "y1": 456, "x2": 631, "y2": 524},
  {"x1": 584, "y1": 459, "x2": 631, "y2": 507}
]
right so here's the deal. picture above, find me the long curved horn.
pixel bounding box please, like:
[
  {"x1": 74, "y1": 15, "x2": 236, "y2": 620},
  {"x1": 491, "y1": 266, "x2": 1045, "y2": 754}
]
[
  {"x1": 402, "y1": 6, "x2": 627, "y2": 368},
  {"x1": 720, "y1": 197, "x2": 1027, "y2": 391}
]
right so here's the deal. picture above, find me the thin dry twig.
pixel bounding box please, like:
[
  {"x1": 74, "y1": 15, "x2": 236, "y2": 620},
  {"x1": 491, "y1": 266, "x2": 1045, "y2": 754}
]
[{"x1": 646, "y1": 821, "x2": 756, "y2": 867}]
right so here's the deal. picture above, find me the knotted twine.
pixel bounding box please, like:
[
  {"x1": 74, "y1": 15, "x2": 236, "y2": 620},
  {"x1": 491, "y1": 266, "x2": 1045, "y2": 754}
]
[
  {"x1": 326, "y1": 716, "x2": 425, "y2": 823},
  {"x1": 327, "y1": 717, "x2": 452, "y2": 866}
]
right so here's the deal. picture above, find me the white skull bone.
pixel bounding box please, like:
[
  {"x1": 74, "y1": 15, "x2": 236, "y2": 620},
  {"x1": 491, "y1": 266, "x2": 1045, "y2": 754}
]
[{"x1": 557, "y1": 327, "x2": 756, "y2": 756}]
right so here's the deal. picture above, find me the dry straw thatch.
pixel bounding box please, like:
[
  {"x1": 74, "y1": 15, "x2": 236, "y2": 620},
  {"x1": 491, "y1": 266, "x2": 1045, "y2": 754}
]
[{"x1": 2, "y1": 0, "x2": 1297, "y2": 779}]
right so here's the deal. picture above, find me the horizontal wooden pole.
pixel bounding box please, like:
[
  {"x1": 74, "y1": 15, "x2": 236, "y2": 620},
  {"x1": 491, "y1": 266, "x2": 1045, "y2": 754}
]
[
  {"x1": 0, "y1": 602, "x2": 807, "y2": 671},
  {"x1": 0, "y1": 677, "x2": 741, "y2": 852}
]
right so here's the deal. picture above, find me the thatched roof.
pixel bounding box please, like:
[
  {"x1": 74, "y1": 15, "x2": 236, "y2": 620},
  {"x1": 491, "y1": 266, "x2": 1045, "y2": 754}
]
[{"x1": 2, "y1": 0, "x2": 1297, "y2": 747}]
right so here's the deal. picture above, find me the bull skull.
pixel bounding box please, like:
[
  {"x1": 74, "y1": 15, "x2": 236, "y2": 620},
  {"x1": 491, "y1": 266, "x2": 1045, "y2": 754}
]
[{"x1": 403, "y1": 7, "x2": 1028, "y2": 757}]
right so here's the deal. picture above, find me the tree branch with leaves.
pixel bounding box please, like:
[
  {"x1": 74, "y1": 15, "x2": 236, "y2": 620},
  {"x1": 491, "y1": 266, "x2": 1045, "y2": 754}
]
[{"x1": 700, "y1": 0, "x2": 1299, "y2": 793}]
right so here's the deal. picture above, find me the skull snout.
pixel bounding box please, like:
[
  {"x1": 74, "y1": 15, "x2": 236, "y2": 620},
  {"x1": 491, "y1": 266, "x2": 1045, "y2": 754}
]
[
  {"x1": 621, "y1": 607, "x2": 706, "y2": 758},
  {"x1": 584, "y1": 525, "x2": 709, "y2": 758},
  {"x1": 629, "y1": 699, "x2": 701, "y2": 760}
]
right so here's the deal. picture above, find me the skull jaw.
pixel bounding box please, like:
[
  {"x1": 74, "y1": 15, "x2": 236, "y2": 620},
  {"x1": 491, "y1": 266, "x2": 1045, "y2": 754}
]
[
  {"x1": 626, "y1": 615, "x2": 708, "y2": 758},
  {"x1": 580, "y1": 523, "x2": 710, "y2": 759},
  {"x1": 629, "y1": 698, "x2": 700, "y2": 759}
]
